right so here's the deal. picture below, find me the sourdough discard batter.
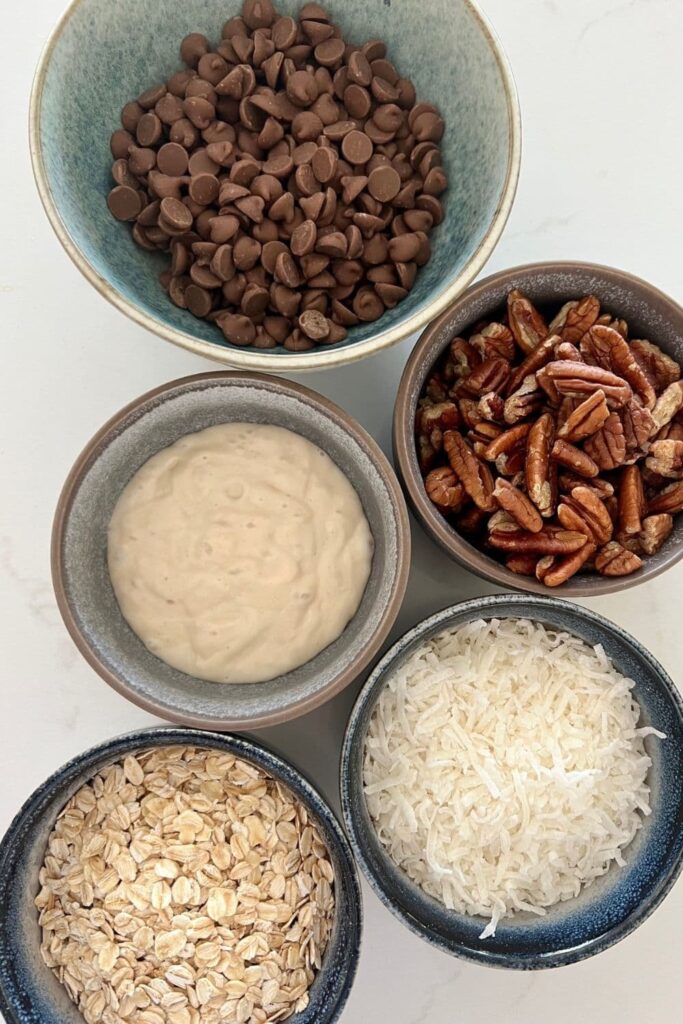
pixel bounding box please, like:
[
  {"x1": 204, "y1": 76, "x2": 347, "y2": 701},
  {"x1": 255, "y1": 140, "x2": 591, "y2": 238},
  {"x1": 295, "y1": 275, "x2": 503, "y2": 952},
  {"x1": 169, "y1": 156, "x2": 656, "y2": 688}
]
[{"x1": 108, "y1": 423, "x2": 373, "y2": 683}]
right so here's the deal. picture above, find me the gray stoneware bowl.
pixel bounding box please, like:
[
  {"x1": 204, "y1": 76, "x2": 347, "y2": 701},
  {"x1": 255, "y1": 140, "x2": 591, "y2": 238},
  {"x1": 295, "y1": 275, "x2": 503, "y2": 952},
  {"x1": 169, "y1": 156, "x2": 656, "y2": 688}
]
[
  {"x1": 30, "y1": 0, "x2": 520, "y2": 371},
  {"x1": 393, "y1": 261, "x2": 683, "y2": 596},
  {"x1": 52, "y1": 371, "x2": 410, "y2": 729},
  {"x1": 341, "y1": 594, "x2": 683, "y2": 969},
  {"x1": 0, "y1": 728, "x2": 362, "y2": 1024}
]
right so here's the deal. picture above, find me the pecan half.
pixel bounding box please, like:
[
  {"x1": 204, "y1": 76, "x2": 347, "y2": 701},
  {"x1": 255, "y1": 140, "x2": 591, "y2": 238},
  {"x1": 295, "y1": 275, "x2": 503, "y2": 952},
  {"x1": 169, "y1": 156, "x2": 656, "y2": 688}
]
[
  {"x1": 470, "y1": 322, "x2": 515, "y2": 362},
  {"x1": 630, "y1": 340, "x2": 681, "y2": 394},
  {"x1": 639, "y1": 514, "x2": 674, "y2": 555},
  {"x1": 646, "y1": 440, "x2": 683, "y2": 479},
  {"x1": 584, "y1": 412, "x2": 627, "y2": 470},
  {"x1": 458, "y1": 397, "x2": 485, "y2": 430},
  {"x1": 551, "y1": 439, "x2": 599, "y2": 478},
  {"x1": 443, "y1": 431, "x2": 496, "y2": 511},
  {"x1": 493, "y1": 478, "x2": 543, "y2": 533},
  {"x1": 581, "y1": 325, "x2": 656, "y2": 409},
  {"x1": 557, "y1": 486, "x2": 613, "y2": 545},
  {"x1": 620, "y1": 396, "x2": 656, "y2": 453},
  {"x1": 488, "y1": 510, "x2": 518, "y2": 533},
  {"x1": 543, "y1": 360, "x2": 632, "y2": 408},
  {"x1": 558, "y1": 472, "x2": 614, "y2": 499},
  {"x1": 506, "y1": 335, "x2": 558, "y2": 396},
  {"x1": 478, "y1": 392, "x2": 505, "y2": 423},
  {"x1": 504, "y1": 375, "x2": 544, "y2": 424},
  {"x1": 483, "y1": 423, "x2": 532, "y2": 461},
  {"x1": 618, "y1": 465, "x2": 646, "y2": 536},
  {"x1": 526, "y1": 412, "x2": 555, "y2": 517},
  {"x1": 507, "y1": 290, "x2": 549, "y2": 353},
  {"x1": 458, "y1": 357, "x2": 511, "y2": 398},
  {"x1": 424, "y1": 466, "x2": 466, "y2": 512},
  {"x1": 551, "y1": 295, "x2": 601, "y2": 344},
  {"x1": 554, "y1": 341, "x2": 583, "y2": 361},
  {"x1": 488, "y1": 526, "x2": 587, "y2": 555},
  {"x1": 495, "y1": 445, "x2": 527, "y2": 477},
  {"x1": 656, "y1": 421, "x2": 683, "y2": 443},
  {"x1": 505, "y1": 553, "x2": 540, "y2": 576},
  {"x1": 448, "y1": 337, "x2": 481, "y2": 379},
  {"x1": 595, "y1": 541, "x2": 643, "y2": 577},
  {"x1": 536, "y1": 541, "x2": 597, "y2": 587},
  {"x1": 650, "y1": 382, "x2": 683, "y2": 434},
  {"x1": 648, "y1": 480, "x2": 683, "y2": 515},
  {"x1": 416, "y1": 401, "x2": 460, "y2": 447},
  {"x1": 556, "y1": 389, "x2": 610, "y2": 442}
]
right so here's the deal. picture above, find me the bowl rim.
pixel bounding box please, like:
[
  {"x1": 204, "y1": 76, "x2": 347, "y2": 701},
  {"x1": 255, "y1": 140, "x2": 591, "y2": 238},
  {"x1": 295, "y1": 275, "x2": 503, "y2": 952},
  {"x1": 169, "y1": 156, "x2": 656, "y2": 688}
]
[
  {"x1": 340, "y1": 593, "x2": 683, "y2": 969},
  {"x1": 51, "y1": 370, "x2": 412, "y2": 728},
  {"x1": 393, "y1": 259, "x2": 683, "y2": 597},
  {"x1": 28, "y1": 0, "x2": 522, "y2": 372},
  {"x1": 0, "y1": 726, "x2": 363, "y2": 1024}
]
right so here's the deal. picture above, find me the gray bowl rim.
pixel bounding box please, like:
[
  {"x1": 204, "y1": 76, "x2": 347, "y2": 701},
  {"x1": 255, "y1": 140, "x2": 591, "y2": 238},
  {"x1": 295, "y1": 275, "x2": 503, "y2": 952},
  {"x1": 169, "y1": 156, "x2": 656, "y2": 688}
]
[
  {"x1": 0, "y1": 726, "x2": 362, "y2": 1024},
  {"x1": 51, "y1": 370, "x2": 411, "y2": 729},
  {"x1": 393, "y1": 259, "x2": 683, "y2": 597},
  {"x1": 340, "y1": 593, "x2": 683, "y2": 969},
  {"x1": 28, "y1": 0, "x2": 522, "y2": 373}
]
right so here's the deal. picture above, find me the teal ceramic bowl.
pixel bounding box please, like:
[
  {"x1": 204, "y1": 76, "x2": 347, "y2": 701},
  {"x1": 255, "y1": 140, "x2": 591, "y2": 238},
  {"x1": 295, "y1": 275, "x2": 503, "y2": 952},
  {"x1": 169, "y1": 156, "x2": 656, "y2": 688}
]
[{"x1": 30, "y1": 0, "x2": 521, "y2": 371}]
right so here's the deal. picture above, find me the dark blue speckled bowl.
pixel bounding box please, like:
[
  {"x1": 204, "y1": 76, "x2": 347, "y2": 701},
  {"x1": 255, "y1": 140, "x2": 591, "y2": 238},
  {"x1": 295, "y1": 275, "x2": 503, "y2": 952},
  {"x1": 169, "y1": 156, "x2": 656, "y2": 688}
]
[
  {"x1": 341, "y1": 595, "x2": 683, "y2": 969},
  {"x1": 30, "y1": 0, "x2": 520, "y2": 371},
  {"x1": 0, "y1": 728, "x2": 362, "y2": 1023}
]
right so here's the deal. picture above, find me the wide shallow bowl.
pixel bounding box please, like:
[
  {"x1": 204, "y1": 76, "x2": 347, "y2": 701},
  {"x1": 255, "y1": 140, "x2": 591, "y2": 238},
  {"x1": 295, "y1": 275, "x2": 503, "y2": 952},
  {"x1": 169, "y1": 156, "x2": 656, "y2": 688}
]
[
  {"x1": 0, "y1": 727, "x2": 362, "y2": 1024},
  {"x1": 30, "y1": 0, "x2": 520, "y2": 371},
  {"x1": 52, "y1": 371, "x2": 410, "y2": 729},
  {"x1": 393, "y1": 261, "x2": 683, "y2": 597},
  {"x1": 341, "y1": 594, "x2": 683, "y2": 969}
]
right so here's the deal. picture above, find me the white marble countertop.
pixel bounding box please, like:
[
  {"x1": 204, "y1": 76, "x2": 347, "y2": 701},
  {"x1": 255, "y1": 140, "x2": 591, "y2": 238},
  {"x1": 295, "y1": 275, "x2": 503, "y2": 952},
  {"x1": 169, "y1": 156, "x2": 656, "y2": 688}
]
[{"x1": 2, "y1": 0, "x2": 682, "y2": 1020}]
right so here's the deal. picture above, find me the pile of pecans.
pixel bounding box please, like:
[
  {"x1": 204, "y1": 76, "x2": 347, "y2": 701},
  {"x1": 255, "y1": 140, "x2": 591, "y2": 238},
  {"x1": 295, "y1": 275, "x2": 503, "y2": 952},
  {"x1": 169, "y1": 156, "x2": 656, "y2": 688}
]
[
  {"x1": 107, "y1": 0, "x2": 446, "y2": 351},
  {"x1": 417, "y1": 290, "x2": 683, "y2": 587},
  {"x1": 36, "y1": 747, "x2": 335, "y2": 1024}
]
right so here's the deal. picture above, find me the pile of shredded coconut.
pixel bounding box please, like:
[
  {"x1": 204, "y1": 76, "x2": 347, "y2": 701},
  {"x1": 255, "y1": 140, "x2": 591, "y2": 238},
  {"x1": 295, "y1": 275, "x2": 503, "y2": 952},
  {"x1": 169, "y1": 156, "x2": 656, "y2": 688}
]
[{"x1": 363, "y1": 617, "x2": 664, "y2": 938}]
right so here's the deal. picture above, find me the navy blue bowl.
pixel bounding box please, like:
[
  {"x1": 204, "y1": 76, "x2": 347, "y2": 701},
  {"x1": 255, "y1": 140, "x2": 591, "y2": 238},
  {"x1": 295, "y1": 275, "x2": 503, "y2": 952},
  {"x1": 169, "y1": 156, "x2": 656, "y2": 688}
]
[
  {"x1": 0, "y1": 728, "x2": 362, "y2": 1023},
  {"x1": 341, "y1": 595, "x2": 683, "y2": 969}
]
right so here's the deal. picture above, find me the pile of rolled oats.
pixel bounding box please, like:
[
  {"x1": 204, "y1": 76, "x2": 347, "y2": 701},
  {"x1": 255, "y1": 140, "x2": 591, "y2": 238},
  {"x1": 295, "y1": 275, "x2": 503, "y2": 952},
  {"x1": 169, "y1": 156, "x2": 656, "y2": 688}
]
[{"x1": 35, "y1": 746, "x2": 335, "y2": 1024}]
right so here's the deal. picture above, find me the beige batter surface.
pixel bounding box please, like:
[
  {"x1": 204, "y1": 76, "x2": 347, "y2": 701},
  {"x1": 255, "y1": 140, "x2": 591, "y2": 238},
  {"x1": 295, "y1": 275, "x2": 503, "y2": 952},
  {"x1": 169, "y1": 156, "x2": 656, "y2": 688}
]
[{"x1": 107, "y1": 422, "x2": 374, "y2": 683}]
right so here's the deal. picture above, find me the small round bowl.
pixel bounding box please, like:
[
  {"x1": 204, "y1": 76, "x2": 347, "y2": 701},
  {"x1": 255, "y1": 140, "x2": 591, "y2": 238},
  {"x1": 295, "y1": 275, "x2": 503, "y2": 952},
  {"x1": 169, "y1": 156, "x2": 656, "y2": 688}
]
[
  {"x1": 52, "y1": 371, "x2": 410, "y2": 729},
  {"x1": 341, "y1": 594, "x2": 683, "y2": 969},
  {"x1": 30, "y1": 0, "x2": 520, "y2": 372},
  {"x1": 393, "y1": 261, "x2": 683, "y2": 597},
  {"x1": 0, "y1": 727, "x2": 362, "y2": 1024}
]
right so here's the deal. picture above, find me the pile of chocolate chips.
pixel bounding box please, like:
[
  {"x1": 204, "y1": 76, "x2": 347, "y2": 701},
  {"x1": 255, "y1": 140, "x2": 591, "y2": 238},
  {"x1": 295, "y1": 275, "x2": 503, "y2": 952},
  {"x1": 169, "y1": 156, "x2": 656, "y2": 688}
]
[{"x1": 107, "y1": 0, "x2": 447, "y2": 351}]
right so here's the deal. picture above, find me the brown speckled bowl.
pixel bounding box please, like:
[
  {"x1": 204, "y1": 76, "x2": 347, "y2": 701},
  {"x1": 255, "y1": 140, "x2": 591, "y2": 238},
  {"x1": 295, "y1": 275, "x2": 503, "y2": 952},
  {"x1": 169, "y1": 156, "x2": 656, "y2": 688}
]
[
  {"x1": 53, "y1": 372, "x2": 410, "y2": 728},
  {"x1": 393, "y1": 261, "x2": 683, "y2": 597}
]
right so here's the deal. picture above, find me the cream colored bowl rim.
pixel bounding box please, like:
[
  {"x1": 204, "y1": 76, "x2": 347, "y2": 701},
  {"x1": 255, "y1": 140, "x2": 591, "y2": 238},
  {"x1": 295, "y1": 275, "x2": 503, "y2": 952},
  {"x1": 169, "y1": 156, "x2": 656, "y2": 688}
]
[{"x1": 29, "y1": 0, "x2": 522, "y2": 372}]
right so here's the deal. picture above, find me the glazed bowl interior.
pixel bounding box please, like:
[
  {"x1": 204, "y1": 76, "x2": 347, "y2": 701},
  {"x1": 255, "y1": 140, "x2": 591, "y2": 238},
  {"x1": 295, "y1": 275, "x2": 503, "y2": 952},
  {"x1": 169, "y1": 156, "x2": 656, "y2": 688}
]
[
  {"x1": 31, "y1": 0, "x2": 520, "y2": 370},
  {"x1": 0, "y1": 729, "x2": 361, "y2": 1024},
  {"x1": 52, "y1": 372, "x2": 410, "y2": 729},
  {"x1": 341, "y1": 595, "x2": 683, "y2": 969},
  {"x1": 393, "y1": 261, "x2": 683, "y2": 596}
]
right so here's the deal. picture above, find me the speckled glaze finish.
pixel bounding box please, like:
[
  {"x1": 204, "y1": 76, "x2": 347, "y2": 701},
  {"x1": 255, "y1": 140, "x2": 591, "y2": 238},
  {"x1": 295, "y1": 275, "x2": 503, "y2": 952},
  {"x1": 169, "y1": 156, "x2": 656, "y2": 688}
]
[
  {"x1": 0, "y1": 728, "x2": 362, "y2": 1024},
  {"x1": 30, "y1": 0, "x2": 521, "y2": 372},
  {"x1": 340, "y1": 595, "x2": 683, "y2": 969},
  {"x1": 52, "y1": 372, "x2": 411, "y2": 729},
  {"x1": 393, "y1": 262, "x2": 683, "y2": 596}
]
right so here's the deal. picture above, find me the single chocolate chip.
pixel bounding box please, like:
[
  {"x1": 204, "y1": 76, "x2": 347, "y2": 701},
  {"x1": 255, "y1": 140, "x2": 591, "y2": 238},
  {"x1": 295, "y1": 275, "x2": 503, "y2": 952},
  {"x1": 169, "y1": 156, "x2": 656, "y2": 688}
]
[
  {"x1": 274, "y1": 250, "x2": 302, "y2": 287},
  {"x1": 344, "y1": 84, "x2": 371, "y2": 120},
  {"x1": 271, "y1": 283, "x2": 301, "y2": 316},
  {"x1": 185, "y1": 283, "x2": 213, "y2": 316},
  {"x1": 371, "y1": 59, "x2": 399, "y2": 85},
  {"x1": 218, "y1": 312, "x2": 257, "y2": 344},
  {"x1": 314, "y1": 38, "x2": 345, "y2": 67},
  {"x1": 423, "y1": 166, "x2": 448, "y2": 196},
  {"x1": 341, "y1": 130, "x2": 373, "y2": 165},
  {"x1": 283, "y1": 329, "x2": 315, "y2": 351},
  {"x1": 235, "y1": 194, "x2": 265, "y2": 222},
  {"x1": 121, "y1": 101, "x2": 143, "y2": 132},
  {"x1": 371, "y1": 76, "x2": 400, "y2": 104},
  {"x1": 257, "y1": 117, "x2": 284, "y2": 149},
  {"x1": 190, "y1": 262, "x2": 222, "y2": 289},
  {"x1": 299, "y1": 309, "x2": 330, "y2": 340},
  {"x1": 170, "y1": 118, "x2": 199, "y2": 148},
  {"x1": 253, "y1": 329, "x2": 277, "y2": 348},
  {"x1": 136, "y1": 113, "x2": 162, "y2": 147},
  {"x1": 156, "y1": 142, "x2": 188, "y2": 176},
  {"x1": 311, "y1": 146, "x2": 338, "y2": 184},
  {"x1": 291, "y1": 219, "x2": 318, "y2": 256},
  {"x1": 251, "y1": 174, "x2": 283, "y2": 202},
  {"x1": 262, "y1": 153, "x2": 294, "y2": 178},
  {"x1": 416, "y1": 193, "x2": 444, "y2": 224},
  {"x1": 183, "y1": 96, "x2": 215, "y2": 129},
  {"x1": 347, "y1": 50, "x2": 372, "y2": 87},
  {"x1": 156, "y1": 93, "x2": 185, "y2": 125},
  {"x1": 112, "y1": 158, "x2": 140, "y2": 188},
  {"x1": 241, "y1": 283, "x2": 270, "y2": 316},
  {"x1": 180, "y1": 33, "x2": 209, "y2": 68},
  {"x1": 272, "y1": 15, "x2": 298, "y2": 49},
  {"x1": 367, "y1": 165, "x2": 401, "y2": 202},
  {"x1": 198, "y1": 52, "x2": 229, "y2": 85},
  {"x1": 286, "y1": 70, "x2": 319, "y2": 107},
  {"x1": 138, "y1": 83, "x2": 167, "y2": 109},
  {"x1": 404, "y1": 208, "x2": 433, "y2": 232},
  {"x1": 315, "y1": 231, "x2": 347, "y2": 258},
  {"x1": 324, "y1": 119, "x2": 356, "y2": 142},
  {"x1": 233, "y1": 236, "x2": 262, "y2": 270},
  {"x1": 292, "y1": 111, "x2": 323, "y2": 141},
  {"x1": 159, "y1": 196, "x2": 193, "y2": 232},
  {"x1": 111, "y1": 129, "x2": 134, "y2": 159},
  {"x1": 167, "y1": 69, "x2": 195, "y2": 98},
  {"x1": 353, "y1": 286, "x2": 384, "y2": 321},
  {"x1": 189, "y1": 173, "x2": 220, "y2": 205},
  {"x1": 107, "y1": 185, "x2": 143, "y2": 221}
]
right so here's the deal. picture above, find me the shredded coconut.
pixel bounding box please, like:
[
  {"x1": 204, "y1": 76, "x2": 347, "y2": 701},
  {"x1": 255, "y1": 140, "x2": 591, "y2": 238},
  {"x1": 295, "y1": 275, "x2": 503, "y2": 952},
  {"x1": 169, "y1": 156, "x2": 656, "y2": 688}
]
[{"x1": 363, "y1": 618, "x2": 664, "y2": 938}]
